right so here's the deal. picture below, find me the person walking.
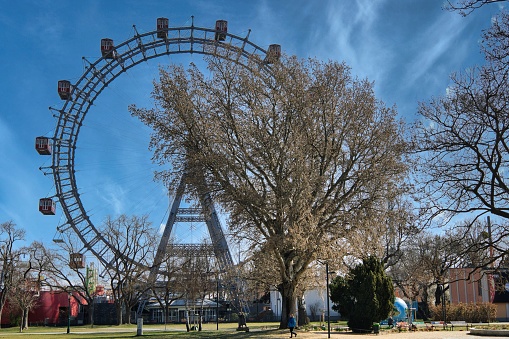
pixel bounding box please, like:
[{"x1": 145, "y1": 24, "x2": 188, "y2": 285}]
[{"x1": 288, "y1": 314, "x2": 297, "y2": 338}]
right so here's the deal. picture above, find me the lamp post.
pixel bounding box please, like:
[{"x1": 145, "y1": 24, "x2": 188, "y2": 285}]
[
  {"x1": 279, "y1": 297, "x2": 282, "y2": 323},
  {"x1": 67, "y1": 292, "x2": 71, "y2": 334},
  {"x1": 276, "y1": 297, "x2": 280, "y2": 323},
  {"x1": 216, "y1": 279, "x2": 219, "y2": 331},
  {"x1": 256, "y1": 283, "x2": 259, "y2": 321},
  {"x1": 317, "y1": 260, "x2": 331, "y2": 338},
  {"x1": 441, "y1": 283, "x2": 446, "y2": 330},
  {"x1": 326, "y1": 262, "x2": 330, "y2": 339}
]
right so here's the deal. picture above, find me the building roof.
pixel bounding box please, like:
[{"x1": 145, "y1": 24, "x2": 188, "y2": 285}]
[{"x1": 146, "y1": 298, "x2": 220, "y2": 309}]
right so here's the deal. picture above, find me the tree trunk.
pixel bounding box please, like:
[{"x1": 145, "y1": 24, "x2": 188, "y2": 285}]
[
  {"x1": 420, "y1": 287, "x2": 430, "y2": 320},
  {"x1": 0, "y1": 289, "x2": 6, "y2": 326},
  {"x1": 88, "y1": 299, "x2": 95, "y2": 327},
  {"x1": 199, "y1": 302, "x2": 204, "y2": 331},
  {"x1": 164, "y1": 304, "x2": 168, "y2": 329},
  {"x1": 435, "y1": 284, "x2": 442, "y2": 306},
  {"x1": 297, "y1": 295, "x2": 308, "y2": 326},
  {"x1": 116, "y1": 301, "x2": 123, "y2": 325},
  {"x1": 23, "y1": 308, "x2": 28, "y2": 330},
  {"x1": 185, "y1": 309, "x2": 190, "y2": 332},
  {"x1": 125, "y1": 306, "x2": 131, "y2": 324},
  {"x1": 279, "y1": 281, "x2": 298, "y2": 329}
]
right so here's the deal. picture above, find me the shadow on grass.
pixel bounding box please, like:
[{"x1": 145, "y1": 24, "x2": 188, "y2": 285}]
[
  {"x1": 139, "y1": 329, "x2": 283, "y2": 338},
  {"x1": 0, "y1": 326, "x2": 286, "y2": 339},
  {"x1": 0, "y1": 330, "x2": 283, "y2": 339}
]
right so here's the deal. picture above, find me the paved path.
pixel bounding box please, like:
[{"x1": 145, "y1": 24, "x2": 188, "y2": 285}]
[
  {"x1": 300, "y1": 330, "x2": 505, "y2": 339},
  {"x1": 6, "y1": 327, "x2": 508, "y2": 338},
  {"x1": 296, "y1": 331, "x2": 501, "y2": 339}
]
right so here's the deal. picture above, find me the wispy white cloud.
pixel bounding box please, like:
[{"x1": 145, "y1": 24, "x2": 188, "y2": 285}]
[
  {"x1": 97, "y1": 182, "x2": 126, "y2": 217},
  {"x1": 318, "y1": 1, "x2": 389, "y2": 79},
  {"x1": 403, "y1": 13, "x2": 466, "y2": 87},
  {"x1": 0, "y1": 118, "x2": 12, "y2": 143}
]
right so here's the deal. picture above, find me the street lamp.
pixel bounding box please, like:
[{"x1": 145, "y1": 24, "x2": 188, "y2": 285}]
[
  {"x1": 279, "y1": 297, "x2": 282, "y2": 323},
  {"x1": 276, "y1": 297, "x2": 280, "y2": 323},
  {"x1": 256, "y1": 283, "x2": 259, "y2": 321},
  {"x1": 441, "y1": 283, "x2": 447, "y2": 330},
  {"x1": 317, "y1": 260, "x2": 331, "y2": 339},
  {"x1": 216, "y1": 279, "x2": 219, "y2": 331},
  {"x1": 67, "y1": 292, "x2": 71, "y2": 334},
  {"x1": 326, "y1": 262, "x2": 330, "y2": 339}
]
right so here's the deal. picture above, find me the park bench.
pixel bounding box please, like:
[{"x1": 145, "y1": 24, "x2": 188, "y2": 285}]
[
  {"x1": 469, "y1": 322, "x2": 490, "y2": 329},
  {"x1": 430, "y1": 321, "x2": 445, "y2": 330},
  {"x1": 334, "y1": 325, "x2": 350, "y2": 331},
  {"x1": 447, "y1": 320, "x2": 468, "y2": 330},
  {"x1": 410, "y1": 322, "x2": 432, "y2": 331}
]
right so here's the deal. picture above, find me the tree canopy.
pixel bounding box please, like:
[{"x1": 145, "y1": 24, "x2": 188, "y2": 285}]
[{"x1": 130, "y1": 54, "x2": 408, "y2": 327}]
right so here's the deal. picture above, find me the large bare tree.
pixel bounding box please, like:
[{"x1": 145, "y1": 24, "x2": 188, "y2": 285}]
[
  {"x1": 130, "y1": 54, "x2": 408, "y2": 328},
  {"x1": 413, "y1": 11, "x2": 509, "y2": 267}
]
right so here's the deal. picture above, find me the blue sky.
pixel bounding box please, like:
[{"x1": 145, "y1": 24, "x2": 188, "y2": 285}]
[{"x1": 0, "y1": 0, "x2": 503, "y2": 253}]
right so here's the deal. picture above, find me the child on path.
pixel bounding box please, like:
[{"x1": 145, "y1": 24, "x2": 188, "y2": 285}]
[{"x1": 288, "y1": 314, "x2": 297, "y2": 338}]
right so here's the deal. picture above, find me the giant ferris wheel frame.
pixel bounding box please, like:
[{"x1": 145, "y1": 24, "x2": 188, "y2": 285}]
[{"x1": 40, "y1": 17, "x2": 280, "y2": 273}]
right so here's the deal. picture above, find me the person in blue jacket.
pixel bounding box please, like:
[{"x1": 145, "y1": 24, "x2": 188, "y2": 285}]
[{"x1": 288, "y1": 314, "x2": 297, "y2": 338}]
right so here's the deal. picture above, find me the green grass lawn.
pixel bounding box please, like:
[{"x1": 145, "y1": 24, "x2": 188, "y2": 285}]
[
  {"x1": 0, "y1": 322, "x2": 285, "y2": 339},
  {"x1": 0, "y1": 321, "x2": 355, "y2": 338}
]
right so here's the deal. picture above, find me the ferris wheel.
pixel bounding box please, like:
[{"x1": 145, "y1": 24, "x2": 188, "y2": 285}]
[{"x1": 35, "y1": 17, "x2": 281, "y2": 275}]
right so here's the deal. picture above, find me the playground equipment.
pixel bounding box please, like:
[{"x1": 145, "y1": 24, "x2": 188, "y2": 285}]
[{"x1": 393, "y1": 297, "x2": 408, "y2": 321}]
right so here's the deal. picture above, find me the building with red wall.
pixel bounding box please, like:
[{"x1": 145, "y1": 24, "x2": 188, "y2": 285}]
[
  {"x1": 449, "y1": 268, "x2": 490, "y2": 304},
  {"x1": 0, "y1": 290, "x2": 85, "y2": 327},
  {"x1": 448, "y1": 267, "x2": 509, "y2": 321}
]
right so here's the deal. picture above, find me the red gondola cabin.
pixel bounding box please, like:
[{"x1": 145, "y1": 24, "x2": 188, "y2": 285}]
[
  {"x1": 35, "y1": 136, "x2": 51, "y2": 155},
  {"x1": 101, "y1": 38, "x2": 118, "y2": 59},
  {"x1": 214, "y1": 20, "x2": 227, "y2": 42},
  {"x1": 265, "y1": 44, "x2": 281, "y2": 64},
  {"x1": 156, "y1": 17, "x2": 169, "y2": 39},
  {"x1": 39, "y1": 198, "x2": 56, "y2": 215},
  {"x1": 57, "y1": 80, "x2": 72, "y2": 100},
  {"x1": 70, "y1": 253, "x2": 85, "y2": 269}
]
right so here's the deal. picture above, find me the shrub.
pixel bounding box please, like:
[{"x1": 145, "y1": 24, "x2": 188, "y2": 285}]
[
  {"x1": 330, "y1": 256, "x2": 394, "y2": 333},
  {"x1": 429, "y1": 302, "x2": 496, "y2": 322}
]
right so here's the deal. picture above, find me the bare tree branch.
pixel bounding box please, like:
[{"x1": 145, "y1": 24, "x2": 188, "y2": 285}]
[{"x1": 445, "y1": 0, "x2": 506, "y2": 16}]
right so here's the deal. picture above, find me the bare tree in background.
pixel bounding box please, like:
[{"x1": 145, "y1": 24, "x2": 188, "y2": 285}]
[
  {"x1": 177, "y1": 243, "x2": 218, "y2": 332},
  {"x1": 150, "y1": 248, "x2": 188, "y2": 328},
  {"x1": 388, "y1": 218, "x2": 492, "y2": 320},
  {"x1": 38, "y1": 234, "x2": 98, "y2": 327},
  {"x1": 393, "y1": 233, "x2": 459, "y2": 309},
  {"x1": 130, "y1": 54, "x2": 408, "y2": 328},
  {"x1": 413, "y1": 11, "x2": 509, "y2": 268},
  {"x1": 0, "y1": 221, "x2": 25, "y2": 327},
  {"x1": 9, "y1": 241, "x2": 49, "y2": 332},
  {"x1": 101, "y1": 214, "x2": 155, "y2": 324}
]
